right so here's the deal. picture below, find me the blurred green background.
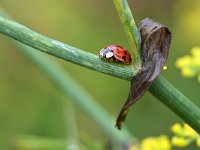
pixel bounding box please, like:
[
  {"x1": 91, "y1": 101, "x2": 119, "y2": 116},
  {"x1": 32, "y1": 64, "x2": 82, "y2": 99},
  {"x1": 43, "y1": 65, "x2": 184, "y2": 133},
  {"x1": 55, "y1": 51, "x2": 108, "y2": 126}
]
[{"x1": 0, "y1": 0, "x2": 200, "y2": 149}]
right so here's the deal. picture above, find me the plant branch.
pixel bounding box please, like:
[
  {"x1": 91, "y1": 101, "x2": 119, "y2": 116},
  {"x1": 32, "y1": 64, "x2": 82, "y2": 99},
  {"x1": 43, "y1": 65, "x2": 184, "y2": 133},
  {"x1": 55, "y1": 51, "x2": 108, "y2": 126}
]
[
  {"x1": 0, "y1": 16, "x2": 139, "y2": 81},
  {"x1": 0, "y1": 14, "x2": 200, "y2": 133},
  {"x1": 12, "y1": 37, "x2": 134, "y2": 143},
  {"x1": 0, "y1": 9, "x2": 136, "y2": 145},
  {"x1": 114, "y1": 0, "x2": 141, "y2": 66},
  {"x1": 150, "y1": 76, "x2": 200, "y2": 134}
]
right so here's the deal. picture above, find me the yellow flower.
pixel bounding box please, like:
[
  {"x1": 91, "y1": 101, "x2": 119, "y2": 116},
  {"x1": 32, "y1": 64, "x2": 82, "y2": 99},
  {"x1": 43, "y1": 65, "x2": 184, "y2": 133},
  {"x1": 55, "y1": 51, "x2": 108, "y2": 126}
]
[
  {"x1": 141, "y1": 137, "x2": 158, "y2": 150},
  {"x1": 157, "y1": 135, "x2": 171, "y2": 150},
  {"x1": 163, "y1": 66, "x2": 168, "y2": 70},
  {"x1": 196, "y1": 137, "x2": 200, "y2": 147},
  {"x1": 171, "y1": 136, "x2": 189, "y2": 147},
  {"x1": 171, "y1": 123, "x2": 183, "y2": 136},
  {"x1": 141, "y1": 135, "x2": 171, "y2": 150},
  {"x1": 183, "y1": 123, "x2": 198, "y2": 138},
  {"x1": 176, "y1": 46, "x2": 200, "y2": 81},
  {"x1": 191, "y1": 47, "x2": 200, "y2": 67},
  {"x1": 175, "y1": 55, "x2": 192, "y2": 68},
  {"x1": 191, "y1": 47, "x2": 200, "y2": 59},
  {"x1": 192, "y1": 57, "x2": 200, "y2": 66},
  {"x1": 181, "y1": 67, "x2": 195, "y2": 77}
]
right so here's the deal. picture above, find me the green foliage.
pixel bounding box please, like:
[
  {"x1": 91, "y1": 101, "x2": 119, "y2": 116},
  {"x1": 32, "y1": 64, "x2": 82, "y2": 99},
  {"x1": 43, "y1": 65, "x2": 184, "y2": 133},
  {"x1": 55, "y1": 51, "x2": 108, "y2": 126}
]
[{"x1": 0, "y1": 0, "x2": 200, "y2": 150}]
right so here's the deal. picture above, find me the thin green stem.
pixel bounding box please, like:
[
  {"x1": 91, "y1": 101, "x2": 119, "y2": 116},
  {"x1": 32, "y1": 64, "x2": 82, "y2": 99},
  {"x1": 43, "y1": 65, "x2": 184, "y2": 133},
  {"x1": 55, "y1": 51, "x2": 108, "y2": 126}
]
[
  {"x1": 114, "y1": 0, "x2": 141, "y2": 67},
  {"x1": 14, "y1": 42, "x2": 134, "y2": 143},
  {"x1": 13, "y1": 136, "x2": 86, "y2": 150},
  {"x1": 62, "y1": 98, "x2": 79, "y2": 146}
]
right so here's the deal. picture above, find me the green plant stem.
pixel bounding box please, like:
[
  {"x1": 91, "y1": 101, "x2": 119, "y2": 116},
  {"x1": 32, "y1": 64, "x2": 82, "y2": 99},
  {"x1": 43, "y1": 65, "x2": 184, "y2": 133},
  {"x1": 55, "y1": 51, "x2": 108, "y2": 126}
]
[
  {"x1": 114, "y1": 0, "x2": 141, "y2": 66},
  {"x1": 0, "y1": 16, "x2": 138, "y2": 81},
  {"x1": 113, "y1": 0, "x2": 200, "y2": 133},
  {"x1": 14, "y1": 43, "x2": 134, "y2": 143},
  {"x1": 0, "y1": 14, "x2": 200, "y2": 133},
  {"x1": 13, "y1": 136, "x2": 86, "y2": 150},
  {"x1": 0, "y1": 10, "x2": 137, "y2": 147},
  {"x1": 62, "y1": 98, "x2": 79, "y2": 146},
  {"x1": 150, "y1": 76, "x2": 200, "y2": 133}
]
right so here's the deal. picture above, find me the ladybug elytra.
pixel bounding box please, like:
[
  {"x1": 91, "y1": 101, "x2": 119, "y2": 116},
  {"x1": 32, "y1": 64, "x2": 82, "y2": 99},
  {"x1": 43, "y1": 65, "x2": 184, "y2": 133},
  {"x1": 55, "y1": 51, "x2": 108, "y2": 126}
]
[{"x1": 99, "y1": 44, "x2": 132, "y2": 64}]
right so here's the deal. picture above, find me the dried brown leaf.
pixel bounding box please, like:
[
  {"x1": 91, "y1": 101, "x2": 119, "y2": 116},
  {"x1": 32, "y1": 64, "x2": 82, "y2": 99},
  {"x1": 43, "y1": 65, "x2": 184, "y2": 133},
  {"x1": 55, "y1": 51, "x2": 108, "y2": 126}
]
[{"x1": 116, "y1": 18, "x2": 172, "y2": 129}]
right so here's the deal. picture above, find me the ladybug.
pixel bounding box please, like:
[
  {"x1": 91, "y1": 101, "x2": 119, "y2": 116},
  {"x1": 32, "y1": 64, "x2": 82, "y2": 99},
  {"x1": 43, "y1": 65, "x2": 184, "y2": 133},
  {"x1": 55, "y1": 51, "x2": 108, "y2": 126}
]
[{"x1": 99, "y1": 44, "x2": 132, "y2": 64}]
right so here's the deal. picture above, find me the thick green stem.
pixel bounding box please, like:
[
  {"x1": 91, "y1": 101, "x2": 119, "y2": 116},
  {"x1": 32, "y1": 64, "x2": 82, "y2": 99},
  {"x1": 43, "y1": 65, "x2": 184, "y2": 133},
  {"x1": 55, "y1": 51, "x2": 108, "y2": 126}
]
[
  {"x1": 114, "y1": 0, "x2": 141, "y2": 67},
  {"x1": 150, "y1": 76, "x2": 200, "y2": 133},
  {"x1": 0, "y1": 12, "x2": 200, "y2": 133},
  {"x1": 0, "y1": 16, "x2": 138, "y2": 81}
]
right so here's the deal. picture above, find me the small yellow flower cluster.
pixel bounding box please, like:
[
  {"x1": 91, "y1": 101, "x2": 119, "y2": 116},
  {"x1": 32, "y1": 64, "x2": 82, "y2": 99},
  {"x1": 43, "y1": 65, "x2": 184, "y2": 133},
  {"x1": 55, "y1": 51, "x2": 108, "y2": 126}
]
[
  {"x1": 171, "y1": 123, "x2": 200, "y2": 147},
  {"x1": 128, "y1": 135, "x2": 171, "y2": 150},
  {"x1": 128, "y1": 122, "x2": 200, "y2": 150},
  {"x1": 141, "y1": 135, "x2": 171, "y2": 150},
  {"x1": 176, "y1": 47, "x2": 200, "y2": 82}
]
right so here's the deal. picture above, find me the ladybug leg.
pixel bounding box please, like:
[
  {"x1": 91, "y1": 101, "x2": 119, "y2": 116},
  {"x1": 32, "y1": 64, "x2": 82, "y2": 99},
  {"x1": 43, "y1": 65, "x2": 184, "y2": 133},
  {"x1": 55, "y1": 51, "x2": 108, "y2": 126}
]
[{"x1": 109, "y1": 57, "x2": 114, "y2": 62}]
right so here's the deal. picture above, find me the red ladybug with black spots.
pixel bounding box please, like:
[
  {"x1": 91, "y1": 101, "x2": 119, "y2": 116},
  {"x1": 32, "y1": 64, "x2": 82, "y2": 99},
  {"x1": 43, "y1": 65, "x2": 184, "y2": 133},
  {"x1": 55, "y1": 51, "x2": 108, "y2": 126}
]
[{"x1": 99, "y1": 44, "x2": 132, "y2": 64}]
